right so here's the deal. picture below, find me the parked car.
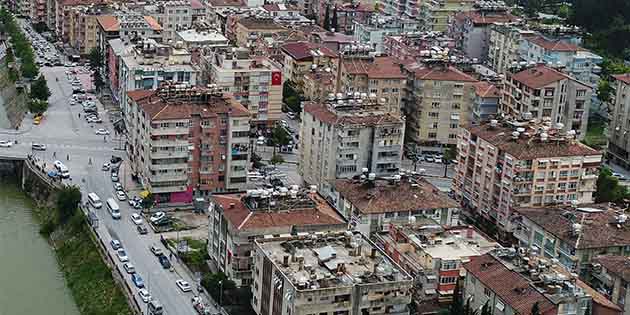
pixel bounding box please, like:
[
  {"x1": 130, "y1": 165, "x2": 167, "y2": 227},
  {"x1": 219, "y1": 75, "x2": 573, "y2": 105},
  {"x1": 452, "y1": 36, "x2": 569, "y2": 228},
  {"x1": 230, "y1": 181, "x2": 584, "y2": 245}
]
[
  {"x1": 130, "y1": 213, "x2": 143, "y2": 225},
  {"x1": 132, "y1": 274, "x2": 145, "y2": 288},
  {"x1": 116, "y1": 249, "x2": 129, "y2": 262},
  {"x1": 31, "y1": 143, "x2": 47, "y2": 151},
  {"x1": 176, "y1": 279, "x2": 192, "y2": 292},
  {"x1": 102, "y1": 162, "x2": 110, "y2": 171},
  {"x1": 110, "y1": 239, "x2": 122, "y2": 250},
  {"x1": 95, "y1": 128, "x2": 110, "y2": 135},
  {"x1": 150, "y1": 244, "x2": 163, "y2": 256},
  {"x1": 123, "y1": 263, "x2": 135, "y2": 274},
  {"x1": 138, "y1": 288, "x2": 151, "y2": 303},
  {"x1": 137, "y1": 224, "x2": 148, "y2": 235},
  {"x1": 0, "y1": 140, "x2": 13, "y2": 148},
  {"x1": 158, "y1": 254, "x2": 172, "y2": 269},
  {"x1": 116, "y1": 190, "x2": 127, "y2": 201},
  {"x1": 110, "y1": 155, "x2": 123, "y2": 164},
  {"x1": 149, "y1": 212, "x2": 166, "y2": 224},
  {"x1": 113, "y1": 183, "x2": 123, "y2": 191},
  {"x1": 111, "y1": 173, "x2": 119, "y2": 182}
]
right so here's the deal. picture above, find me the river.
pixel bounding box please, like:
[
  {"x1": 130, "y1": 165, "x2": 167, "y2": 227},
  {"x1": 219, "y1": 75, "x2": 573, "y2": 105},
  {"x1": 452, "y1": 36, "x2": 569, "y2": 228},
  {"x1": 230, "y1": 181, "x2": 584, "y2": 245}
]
[{"x1": 0, "y1": 182, "x2": 80, "y2": 315}]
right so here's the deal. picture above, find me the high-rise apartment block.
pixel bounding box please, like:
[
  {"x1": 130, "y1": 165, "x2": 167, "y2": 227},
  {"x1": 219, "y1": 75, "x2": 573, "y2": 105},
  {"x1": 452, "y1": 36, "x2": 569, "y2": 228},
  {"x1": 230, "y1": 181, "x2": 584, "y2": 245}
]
[
  {"x1": 487, "y1": 23, "x2": 535, "y2": 75},
  {"x1": 251, "y1": 231, "x2": 413, "y2": 315},
  {"x1": 126, "y1": 84, "x2": 250, "y2": 203},
  {"x1": 501, "y1": 65, "x2": 593, "y2": 139},
  {"x1": 453, "y1": 120, "x2": 601, "y2": 239},
  {"x1": 606, "y1": 74, "x2": 630, "y2": 169},
  {"x1": 299, "y1": 96, "x2": 405, "y2": 195}
]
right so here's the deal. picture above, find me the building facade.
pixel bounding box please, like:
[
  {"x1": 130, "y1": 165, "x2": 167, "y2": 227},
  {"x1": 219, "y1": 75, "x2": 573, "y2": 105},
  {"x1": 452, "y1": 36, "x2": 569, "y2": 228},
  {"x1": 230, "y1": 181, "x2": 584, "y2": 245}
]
[
  {"x1": 606, "y1": 74, "x2": 630, "y2": 169},
  {"x1": 487, "y1": 23, "x2": 535, "y2": 75},
  {"x1": 126, "y1": 84, "x2": 250, "y2": 203},
  {"x1": 471, "y1": 81, "x2": 500, "y2": 123}
]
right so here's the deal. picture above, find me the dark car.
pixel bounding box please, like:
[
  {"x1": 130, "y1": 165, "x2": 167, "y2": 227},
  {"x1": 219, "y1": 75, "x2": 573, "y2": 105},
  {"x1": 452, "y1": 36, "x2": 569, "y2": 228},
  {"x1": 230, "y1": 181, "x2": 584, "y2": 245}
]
[
  {"x1": 131, "y1": 273, "x2": 145, "y2": 288},
  {"x1": 158, "y1": 254, "x2": 171, "y2": 269},
  {"x1": 137, "y1": 224, "x2": 148, "y2": 235},
  {"x1": 111, "y1": 155, "x2": 123, "y2": 164}
]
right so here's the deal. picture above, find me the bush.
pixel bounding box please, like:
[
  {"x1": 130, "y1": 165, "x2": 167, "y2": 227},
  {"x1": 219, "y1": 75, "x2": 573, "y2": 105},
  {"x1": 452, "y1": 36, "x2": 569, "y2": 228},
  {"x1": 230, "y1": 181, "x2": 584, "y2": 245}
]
[{"x1": 56, "y1": 186, "x2": 82, "y2": 224}]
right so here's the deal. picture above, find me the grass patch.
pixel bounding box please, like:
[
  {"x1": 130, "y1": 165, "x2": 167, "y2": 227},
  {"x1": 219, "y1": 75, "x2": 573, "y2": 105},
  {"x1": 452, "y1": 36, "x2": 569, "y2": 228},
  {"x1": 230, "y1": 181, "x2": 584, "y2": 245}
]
[{"x1": 583, "y1": 116, "x2": 607, "y2": 150}]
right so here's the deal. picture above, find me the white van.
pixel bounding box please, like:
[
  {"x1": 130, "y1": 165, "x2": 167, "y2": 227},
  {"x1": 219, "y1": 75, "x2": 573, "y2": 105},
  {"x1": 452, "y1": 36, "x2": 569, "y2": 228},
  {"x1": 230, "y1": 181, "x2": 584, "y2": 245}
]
[
  {"x1": 106, "y1": 198, "x2": 121, "y2": 219},
  {"x1": 88, "y1": 193, "x2": 102, "y2": 208},
  {"x1": 54, "y1": 160, "x2": 70, "y2": 178},
  {"x1": 148, "y1": 299, "x2": 163, "y2": 315}
]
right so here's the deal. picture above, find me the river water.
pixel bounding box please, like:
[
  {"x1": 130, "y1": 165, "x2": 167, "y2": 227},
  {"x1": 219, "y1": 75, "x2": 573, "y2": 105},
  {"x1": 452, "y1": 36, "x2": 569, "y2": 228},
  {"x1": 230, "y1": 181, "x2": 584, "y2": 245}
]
[{"x1": 0, "y1": 182, "x2": 80, "y2": 315}]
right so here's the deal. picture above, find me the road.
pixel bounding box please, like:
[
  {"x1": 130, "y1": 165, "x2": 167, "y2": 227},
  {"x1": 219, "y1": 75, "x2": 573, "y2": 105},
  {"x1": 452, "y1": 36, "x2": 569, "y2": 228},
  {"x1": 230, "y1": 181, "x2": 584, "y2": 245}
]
[{"x1": 1, "y1": 69, "x2": 212, "y2": 315}]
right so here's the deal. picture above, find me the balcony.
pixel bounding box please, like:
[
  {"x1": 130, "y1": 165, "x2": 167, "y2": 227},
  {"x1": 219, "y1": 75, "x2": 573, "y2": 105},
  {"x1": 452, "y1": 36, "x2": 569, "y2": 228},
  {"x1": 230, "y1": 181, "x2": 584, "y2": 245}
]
[
  {"x1": 149, "y1": 185, "x2": 188, "y2": 193},
  {"x1": 151, "y1": 139, "x2": 190, "y2": 147},
  {"x1": 150, "y1": 150, "x2": 190, "y2": 159},
  {"x1": 151, "y1": 127, "x2": 189, "y2": 136},
  {"x1": 149, "y1": 163, "x2": 189, "y2": 171},
  {"x1": 149, "y1": 173, "x2": 188, "y2": 182}
]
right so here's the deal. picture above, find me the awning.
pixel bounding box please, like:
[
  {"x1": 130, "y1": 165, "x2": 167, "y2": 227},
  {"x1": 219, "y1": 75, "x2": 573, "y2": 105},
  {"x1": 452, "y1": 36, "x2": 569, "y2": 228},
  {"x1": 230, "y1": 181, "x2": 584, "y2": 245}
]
[
  {"x1": 140, "y1": 190, "x2": 150, "y2": 198},
  {"x1": 424, "y1": 289, "x2": 437, "y2": 295}
]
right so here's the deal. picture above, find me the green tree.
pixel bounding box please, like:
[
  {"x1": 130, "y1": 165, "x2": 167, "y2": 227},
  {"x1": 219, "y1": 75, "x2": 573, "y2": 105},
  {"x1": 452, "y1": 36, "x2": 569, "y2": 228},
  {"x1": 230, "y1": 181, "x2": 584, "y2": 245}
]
[
  {"x1": 270, "y1": 153, "x2": 285, "y2": 165},
  {"x1": 56, "y1": 185, "x2": 82, "y2": 224},
  {"x1": 595, "y1": 167, "x2": 628, "y2": 203},
  {"x1": 444, "y1": 146, "x2": 458, "y2": 163},
  {"x1": 323, "y1": 4, "x2": 331, "y2": 31},
  {"x1": 142, "y1": 193, "x2": 155, "y2": 211},
  {"x1": 531, "y1": 302, "x2": 541, "y2": 315},
  {"x1": 201, "y1": 272, "x2": 236, "y2": 304},
  {"x1": 271, "y1": 125, "x2": 291, "y2": 146},
  {"x1": 449, "y1": 280, "x2": 463, "y2": 315},
  {"x1": 28, "y1": 99, "x2": 48, "y2": 114},
  {"x1": 597, "y1": 80, "x2": 614, "y2": 104},
  {"x1": 251, "y1": 152, "x2": 265, "y2": 169},
  {"x1": 87, "y1": 47, "x2": 104, "y2": 92},
  {"x1": 30, "y1": 75, "x2": 51, "y2": 101},
  {"x1": 557, "y1": 3, "x2": 571, "y2": 19}
]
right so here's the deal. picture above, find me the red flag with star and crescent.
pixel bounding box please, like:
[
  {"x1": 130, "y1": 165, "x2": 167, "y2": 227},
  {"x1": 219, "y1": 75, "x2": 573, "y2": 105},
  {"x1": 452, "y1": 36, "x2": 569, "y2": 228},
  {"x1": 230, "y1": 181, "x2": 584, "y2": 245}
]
[{"x1": 271, "y1": 72, "x2": 282, "y2": 85}]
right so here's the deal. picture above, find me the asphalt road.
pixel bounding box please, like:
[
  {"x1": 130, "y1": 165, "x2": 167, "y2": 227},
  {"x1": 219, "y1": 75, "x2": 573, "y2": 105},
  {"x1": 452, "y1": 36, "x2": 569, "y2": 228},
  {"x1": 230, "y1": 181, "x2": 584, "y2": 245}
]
[{"x1": 0, "y1": 65, "x2": 212, "y2": 314}]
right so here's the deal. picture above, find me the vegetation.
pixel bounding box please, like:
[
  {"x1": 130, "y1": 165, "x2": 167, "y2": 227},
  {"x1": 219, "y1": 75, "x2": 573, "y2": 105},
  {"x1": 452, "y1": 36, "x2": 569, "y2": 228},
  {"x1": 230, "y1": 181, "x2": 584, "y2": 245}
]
[
  {"x1": 569, "y1": 0, "x2": 630, "y2": 59},
  {"x1": 270, "y1": 153, "x2": 285, "y2": 165},
  {"x1": 141, "y1": 192, "x2": 155, "y2": 211},
  {"x1": 251, "y1": 152, "x2": 265, "y2": 169},
  {"x1": 270, "y1": 125, "x2": 291, "y2": 147},
  {"x1": 179, "y1": 237, "x2": 209, "y2": 272},
  {"x1": 595, "y1": 167, "x2": 628, "y2": 203},
  {"x1": 27, "y1": 99, "x2": 48, "y2": 114},
  {"x1": 56, "y1": 185, "x2": 81, "y2": 224},
  {"x1": 30, "y1": 75, "x2": 51, "y2": 101},
  {"x1": 0, "y1": 8, "x2": 39, "y2": 79},
  {"x1": 582, "y1": 116, "x2": 607, "y2": 150},
  {"x1": 87, "y1": 47, "x2": 104, "y2": 92},
  {"x1": 282, "y1": 81, "x2": 301, "y2": 114}
]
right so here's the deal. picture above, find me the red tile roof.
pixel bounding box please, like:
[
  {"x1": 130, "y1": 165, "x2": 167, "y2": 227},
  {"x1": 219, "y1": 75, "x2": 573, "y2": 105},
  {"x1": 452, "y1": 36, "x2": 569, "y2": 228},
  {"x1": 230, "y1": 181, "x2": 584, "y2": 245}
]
[
  {"x1": 464, "y1": 254, "x2": 557, "y2": 315},
  {"x1": 143, "y1": 16, "x2": 162, "y2": 31},
  {"x1": 613, "y1": 73, "x2": 630, "y2": 85},
  {"x1": 510, "y1": 65, "x2": 578, "y2": 89},
  {"x1": 467, "y1": 123, "x2": 600, "y2": 160},
  {"x1": 213, "y1": 193, "x2": 346, "y2": 231},
  {"x1": 334, "y1": 178, "x2": 458, "y2": 214},
  {"x1": 411, "y1": 65, "x2": 477, "y2": 82},
  {"x1": 128, "y1": 89, "x2": 249, "y2": 121},
  {"x1": 455, "y1": 10, "x2": 519, "y2": 25},
  {"x1": 190, "y1": 0, "x2": 204, "y2": 9},
  {"x1": 593, "y1": 255, "x2": 630, "y2": 283},
  {"x1": 342, "y1": 56, "x2": 405, "y2": 79},
  {"x1": 303, "y1": 102, "x2": 403, "y2": 125},
  {"x1": 474, "y1": 81, "x2": 500, "y2": 98},
  {"x1": 238, "y1": 17, "x2": 285, "y2": 30},
  {"x1": 96, "y1": 15, "x2": 119, "y2": 32},
  {"x1": 514, "y1": 205, "x2": 630, "y2": 250},
  {"x1": 525, "y1": 35, "x2": 579, "y2": 52},
  {"x1": 208, "y1": 0, "x2": 245, "y2": 6},
  {"x1": 281, "y1": 42, "x2": 337, "y2": 61}
]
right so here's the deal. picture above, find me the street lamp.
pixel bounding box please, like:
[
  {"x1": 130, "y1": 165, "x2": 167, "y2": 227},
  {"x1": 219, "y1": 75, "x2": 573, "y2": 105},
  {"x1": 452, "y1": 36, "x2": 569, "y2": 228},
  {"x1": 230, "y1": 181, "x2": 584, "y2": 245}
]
[{"x1": 218, "y1": 280, "x2": 223, "y2": 307}]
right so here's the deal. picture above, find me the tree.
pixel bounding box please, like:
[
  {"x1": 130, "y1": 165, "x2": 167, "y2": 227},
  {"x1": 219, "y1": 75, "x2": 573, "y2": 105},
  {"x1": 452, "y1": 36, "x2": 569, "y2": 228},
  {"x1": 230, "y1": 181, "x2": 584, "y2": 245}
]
[
  {"x1": 56, "y1": 185, "x2": 81, "y2": 224},
  {"x1": 271, "y1": 125, "x2": 291, "y2": 147},
  {"x1": 524, "y1": 0, "x2": 543, "y2": 17},
  {"x1": 331, "y1": 8, "x2": 338, "y2": 32},
  {"x1": 30, "y1": 75, "x2": 51, "y2": 101},
  {"x1": 251, "y1": 152, "x2": 265, "y2": 169},
  {"x1": 28, "y1": 99, "x2": 48, "y2": 114},
  {"x1": 33, "y1": 22, "x2": 48, "y2": 33},
  {"x1": 595, "y1": 167, "x2": 628, "y2": 203},
  {"x1": 480, "y1": 301, "x2": 491, "y2": 315},
  {"x1": 323, "y1": 4, "x2": 331, "y2": 31},
  {"x1": 201, "y1": 272, "x2": 236, "y2": 304},
  {"x1": 141, "y1": 192, "x2": 155, "y2": 211},
  {"x1": 597, "y1": 80, "x2": 613, "y2": 104},
  {"x1": 449, "y1": 280, "x2": 463, "y2": 315},
  {"x1": 88, "y1": 47, "x2": 105, "y2": 92},
  {"x1": 531, "y1": 302, "x2": 541, "y2": 315},
  {"x1": 444, "y1": 146, "x2": 458, "y2": 163},
  {"x1": 270, "y1": 153, "x2": 285, "y2": 165}
]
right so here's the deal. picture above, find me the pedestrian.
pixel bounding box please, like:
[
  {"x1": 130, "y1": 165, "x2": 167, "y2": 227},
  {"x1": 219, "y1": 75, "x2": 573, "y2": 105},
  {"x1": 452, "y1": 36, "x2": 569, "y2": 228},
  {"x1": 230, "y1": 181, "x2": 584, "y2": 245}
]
[
  {"x1": 170, "y1": 252, "x2": 173, "y2": 260},
  {"x1": 78, "y1": 113, "x2": 80, "y2": 118},
  {"x1": 88, "y1": 157, "x2": 92, "y2": 165},
  {"x1": 103, "y1": 136, "x2": 106, "y2": 142},
  {"x1": 53, "y1": 151, "x2": 56, "y2": 158},
  {"x1": 66, "y1": 154, "x2": 69, "y2": 161}
]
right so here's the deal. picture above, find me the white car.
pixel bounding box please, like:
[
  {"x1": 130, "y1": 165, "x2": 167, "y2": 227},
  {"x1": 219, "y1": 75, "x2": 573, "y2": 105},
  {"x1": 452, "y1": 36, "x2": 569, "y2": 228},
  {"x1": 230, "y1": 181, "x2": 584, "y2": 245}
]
[
  {"x1": 138, "y1": 288, "x2": 151, "y2": 303},
  {"x1": 116, "y1": 249, "x2": 129, "y2": 262},
  {"x1": 149, "y1": 212, "x2": 166, "y2": 224},
  {"x1": 175, "y1": 279, "x2": 192, "y2": 292},
  {"x1": 116, "y1": 190, "x2": 127, "y2": 201},
  {"x1": 95, "y1": 128, "x2": 110, "y2": 135},
  {"x1": 110, "y1": 239, "x2": 122, "y2": 250},
  {"x1": 0, "y1": 140, "x2": 13, "y2": 148},
  {"x1": 130, "y1": 213, "x2": 143, "y2": 225},
  {"x1": 123, "y1": 263, "x2": 135, "y2": 274}
]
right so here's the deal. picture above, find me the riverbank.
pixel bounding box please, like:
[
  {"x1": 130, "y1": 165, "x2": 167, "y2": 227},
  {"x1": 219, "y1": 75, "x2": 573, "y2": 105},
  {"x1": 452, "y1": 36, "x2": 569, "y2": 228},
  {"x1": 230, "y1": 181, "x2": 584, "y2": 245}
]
[{"x1": 32, "y1": 190, "x2": 133, "y2": 315}]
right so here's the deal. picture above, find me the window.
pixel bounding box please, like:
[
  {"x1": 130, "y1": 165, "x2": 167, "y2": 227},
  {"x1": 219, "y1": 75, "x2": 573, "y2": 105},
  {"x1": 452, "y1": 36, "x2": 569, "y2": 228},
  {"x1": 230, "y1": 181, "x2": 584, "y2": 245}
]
[
  {"x1": 428, "y1": 132, "x2": 437, "y2": 139},
  {"x1": 441, "y1": 261, "x2": 457, "y2": 270},
  {"x1": 576, "y1": 89, "x2": 586, "y2": 97},
  {"x1": 449, "y1": 134, "x2": 457, "y2": 139},
  {"x1": 429, "y1": 112, "x2": 439, "y2": 118},
  {"x1": 440, "y1": 276, "x2": 457, "y2": 284},
  {"x1": 431, "y1": 102, "x2": 440, "y2": 108},
  {"x1": 431, "y1": 122, "x2": 439, "y2": 129},
  {"x1": 484, "y1": 287, "x2": 492, "y2": 297},
  {"x1": 450, "y1": 123, "x2": 459, "y2": 129},
  {"x1": 534, "y1": 231, "x2": 544, "y2": 246},
  {"x1": 452, "y1": 103, "x2": 461, "y2": 109}
]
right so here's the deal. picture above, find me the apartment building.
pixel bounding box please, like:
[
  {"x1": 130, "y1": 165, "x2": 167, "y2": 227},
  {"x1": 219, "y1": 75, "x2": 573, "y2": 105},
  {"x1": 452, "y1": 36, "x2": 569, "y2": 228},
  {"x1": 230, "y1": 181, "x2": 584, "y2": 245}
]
[
  {"x1": 303, "y1": 71, "x2": 337, "y2": 102},
  {"x1": 605, "y1": 74, "x2": 630, "y2": 169},
  {"x1": 310, "y1": 31, "x2": 354, "y2": 53},
  {"x1": 333, "y1": 175, "x2": 459, "y2": 235},
  {"x1": 146, "y1": 0, "x2": 193, "y2": 42},
  {"x1": 299, "y1": 96, "x2": 405, "y2": 195},
  {"x1": 280, "y1": 41, "x2": 339, "y2": 89},
  {"x1": 207, "y1": 48, "x2": 283, "y2": 127},
  {"x1": 339, "y1": 56, "x2": 406, "y2": 113},
  {"x1": 512, "y1": 204, "x2": 630, "y2": 275},
  {"x1": 251, "y1": 231, "x2": 413, "y2": 315},
  {"x1": 378, "y1": 0, "x2": 422, "y2": 20},
  {"x1": 353, "y1": 14, "x2": 418, "y2": 53},
  {"x1": 31, "y1": 0, "x2": 46, "y2": 23},
  {"x1": 376, "y1": 222, "x2": 497, "y2": 312},
  {"x1": 126, "y1": 84, "x2": 251, "y2": 203},
  {"x1": 520, "y1": 35, "x2": 603, "y2": 87},
  {"x1": 487, "y1": 22, "x2": 535, "y2": 74},
  {"x1": 450, "y1": 4, "x2": 518, "y2": 62},
  {"x1": 105, "y1": 39, "x2": 134, "y2": 105},
  {"x1": 318, "y1": 1, "x2": 375, "y2": 35},
  {"x1": 591, "y1": 255, "x2": 630, "y2": 315},
  {"x1": 383, "y1": 33, "x2": 457, "y2": 64},
  {"x1": 418, "y1": 0, "x2": 475, "y2": 32},
  {"x1": 118, "y1": 40, "x2": 199, "y2": 115},
  {"x1": 501, "y1": 65, "x2": 593, "y2": 139},
  {"x1": 66, "y1": 5, "x2": 114, "y2": 55},
  {"x1": 232, "y1": 17, "x2": 287, "y2": 47},
  {"x1": 207, "y1": 188, "x2": 347, "y2": 287},
  {"x1": 463, "y1": 251, "x2": 621, "y2": 315},
  {"x1": 471, "y1": 81, "x2": 500, "y2": 123},
  {"x1": 175, "y1": 29, "x2": 229, "y2": 49},
  {"x1": 54, "y1": 0, "x2": 107, "y2": 44},
  {"x1": 404, "y1": 63, "x2": 477, "y2": 153},
  {"x1": 452, "y1": 120, "x2": 601, "y2": 240}
]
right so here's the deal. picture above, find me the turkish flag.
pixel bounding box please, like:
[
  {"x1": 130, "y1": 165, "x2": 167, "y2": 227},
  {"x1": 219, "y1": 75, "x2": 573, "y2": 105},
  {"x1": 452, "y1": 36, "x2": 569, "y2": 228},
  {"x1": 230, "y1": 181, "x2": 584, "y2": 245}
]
[{"x1": 271, "y1": 72, "x2": 282, "y2": 86}]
